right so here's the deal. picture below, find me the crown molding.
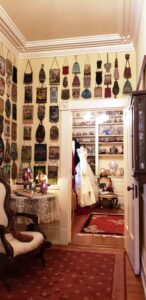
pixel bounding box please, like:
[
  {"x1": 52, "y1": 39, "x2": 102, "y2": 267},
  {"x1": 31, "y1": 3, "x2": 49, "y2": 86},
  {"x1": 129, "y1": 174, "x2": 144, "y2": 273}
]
[{"x1": 0, "y1": 4, "x2": 137, "y2": 58}]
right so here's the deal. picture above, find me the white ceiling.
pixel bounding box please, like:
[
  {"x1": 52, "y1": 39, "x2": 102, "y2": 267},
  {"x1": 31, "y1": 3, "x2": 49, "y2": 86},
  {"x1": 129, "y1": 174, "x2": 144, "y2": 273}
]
[{"x1": 0, "y1": 0, "x2": 144, "y2": 57}]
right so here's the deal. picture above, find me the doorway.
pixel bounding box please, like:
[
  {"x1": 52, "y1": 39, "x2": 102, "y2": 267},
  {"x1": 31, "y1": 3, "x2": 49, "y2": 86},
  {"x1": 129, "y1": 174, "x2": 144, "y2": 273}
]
[
  {"x1": 71, "y1": 108, "x2": 125, "y2": 248},
  {"x1": 59, "y1": 98, "x2": 130, "y2": 246}
]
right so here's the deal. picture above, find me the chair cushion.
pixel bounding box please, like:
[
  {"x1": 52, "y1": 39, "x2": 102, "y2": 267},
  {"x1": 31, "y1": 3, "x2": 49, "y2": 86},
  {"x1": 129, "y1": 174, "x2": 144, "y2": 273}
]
[{"x1": 0, "y1": 231, "x2": 44, "y2": 257}]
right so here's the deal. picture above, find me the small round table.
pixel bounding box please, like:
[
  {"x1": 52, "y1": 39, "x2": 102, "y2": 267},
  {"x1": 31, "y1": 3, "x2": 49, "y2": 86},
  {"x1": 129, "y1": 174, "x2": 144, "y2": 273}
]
[{"x1": 99, "y1": 193, "x2": 118, "y2": 208}]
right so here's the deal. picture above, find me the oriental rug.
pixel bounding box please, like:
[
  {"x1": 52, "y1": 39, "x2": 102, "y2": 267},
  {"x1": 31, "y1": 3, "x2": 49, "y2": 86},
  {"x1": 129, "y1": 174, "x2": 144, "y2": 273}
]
[
  {"x1": 81, "y1": 213, "x2": 124, "y2": 236},
  {"x1": 0, "y1": 246, "x2": 126, "y2": 300}
]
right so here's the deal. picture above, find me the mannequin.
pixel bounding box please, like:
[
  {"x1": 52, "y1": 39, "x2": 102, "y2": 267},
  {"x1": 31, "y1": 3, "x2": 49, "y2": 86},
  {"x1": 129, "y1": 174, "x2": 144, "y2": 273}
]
[{"x1": 75, "y1": 146, "x2": 98, "y2": 207}]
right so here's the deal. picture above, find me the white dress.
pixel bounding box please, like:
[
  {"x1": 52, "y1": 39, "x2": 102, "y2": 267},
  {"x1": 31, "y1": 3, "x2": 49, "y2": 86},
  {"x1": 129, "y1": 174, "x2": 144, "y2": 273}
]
[{"x1": 75, "y1": 147, "x2": 98, "y2": 207}]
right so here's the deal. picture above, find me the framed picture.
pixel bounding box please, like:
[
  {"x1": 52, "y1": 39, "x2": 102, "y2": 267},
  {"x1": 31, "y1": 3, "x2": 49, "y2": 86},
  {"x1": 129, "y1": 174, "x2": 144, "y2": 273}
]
[
  {"x1": 34, "y1": 144, "x2": 47, "y2": 162},
  {"x1": 12, "y1": 83, "x2": 17, "y2": 102},
  {"x1": 48, "y1": 166, "x2": 58, "y2": 185},
  {"x1": 21, "y1": 145, "x2": 32, "y2": 163},
  {"x1": 50, "y1": 126, "x2": 59, "y2": 140},
  {"x1": 49, "y1": 69, "x2": 60, "y2": 85},
  {"x1": 49, "y1": 105, "x2": 59, "y2": 123},
  {"x1": 12, "y1": 103, "x2": 17, "y2": 120},
  {"x1": 24, "y1": 86, "x2": 32, "y2": 103},
  {"x1": 72, "y1": 88, "x2": 80, "y2": 99},
  {"x1": 49, "y1": 146, "x2": 59, "y2": 160},
  {"x1": 0, "y1": 78, "x2": 5, "y2": 96},
  {"x1": 50, "y1": 86, "x2": 58, "y2": 103},
  {"x1": 23, "y1": 105, "x2": 34, "y2": 124},
  {"x1": 4, "y1": 119, "x2": 10, "y2": 138},
  {"x1": 36, "y1": 87, "x2": 47, "y2": 103},
  {"x1": 33, "y1": 165, "x2": 46, "y2": 182},
  {"x1": 23, "y1": 126, "x2": 32, "y2": 140},
  {"x1": 11, "y1": 122, "x2": 17, "y2": 141},
  {"x1": 0, "y1": 97, "x2": 4, "y2": 114}
]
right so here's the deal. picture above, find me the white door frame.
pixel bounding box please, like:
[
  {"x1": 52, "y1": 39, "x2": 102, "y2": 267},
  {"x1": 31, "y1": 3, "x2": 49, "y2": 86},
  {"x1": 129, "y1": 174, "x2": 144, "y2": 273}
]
[{"x1": 59, "y1": 98, "x2": 130, "y2": 244}]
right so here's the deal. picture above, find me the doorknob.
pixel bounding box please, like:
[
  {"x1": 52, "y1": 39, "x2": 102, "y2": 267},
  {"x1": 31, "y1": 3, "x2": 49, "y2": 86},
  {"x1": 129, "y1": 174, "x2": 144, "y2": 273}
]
[
  {"x1": 127, "y1": 186, "x2": 134, "y2": 191},
  {"x1": 127, "y1": 184, "x2": 134, "y2": 199}
]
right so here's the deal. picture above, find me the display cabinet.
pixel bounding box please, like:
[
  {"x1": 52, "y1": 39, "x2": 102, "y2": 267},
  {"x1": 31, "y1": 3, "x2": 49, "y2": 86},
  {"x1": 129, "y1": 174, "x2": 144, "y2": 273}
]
[
  {"x1": 132, "y1": 90, "x2": 146, "y2": 183},
  {"x1": 95, "y1": 110, "x2": 124, "y2": 177},
  {"x1": 72, "y1": 112, "x2": 95, "y2": 173}
]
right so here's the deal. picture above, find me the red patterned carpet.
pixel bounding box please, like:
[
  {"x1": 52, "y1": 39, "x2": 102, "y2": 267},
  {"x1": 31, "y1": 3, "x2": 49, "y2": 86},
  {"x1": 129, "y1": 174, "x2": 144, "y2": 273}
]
[
  {"x1": 0, "y1": 247, "x2": 126, "y2": 300},
  {"x1": 81, "y1": 213, "x2": 124, "y2": 236}
]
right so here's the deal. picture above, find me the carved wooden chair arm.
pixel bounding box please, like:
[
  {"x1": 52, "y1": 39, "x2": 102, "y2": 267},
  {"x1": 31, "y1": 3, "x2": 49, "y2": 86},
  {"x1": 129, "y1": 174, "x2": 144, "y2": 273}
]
[{"x1": 0, "y1": 225, "x2": 14, "y2": 257}]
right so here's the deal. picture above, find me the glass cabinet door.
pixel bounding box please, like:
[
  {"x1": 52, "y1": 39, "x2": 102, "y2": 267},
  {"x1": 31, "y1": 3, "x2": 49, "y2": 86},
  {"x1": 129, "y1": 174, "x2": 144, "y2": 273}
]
[{"x1": 132, "y1": 92, "x2": 146, "y2": 175}]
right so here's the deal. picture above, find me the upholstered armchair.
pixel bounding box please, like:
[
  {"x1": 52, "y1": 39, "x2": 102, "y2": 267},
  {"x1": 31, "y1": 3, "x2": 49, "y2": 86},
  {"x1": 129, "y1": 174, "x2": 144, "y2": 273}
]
[{"x1": 0, "y1": 176, "x2": 46, "y2": 288}]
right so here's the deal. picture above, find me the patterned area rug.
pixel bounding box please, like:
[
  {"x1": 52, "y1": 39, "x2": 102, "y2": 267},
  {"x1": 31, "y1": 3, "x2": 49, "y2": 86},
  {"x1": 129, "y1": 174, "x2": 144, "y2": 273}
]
[
  {"x1": 0, "y1": 246, "x2": 126, "y2": 300},
  {"x1": 81, "y1": 213, "x2": 124, "y2": 236}
]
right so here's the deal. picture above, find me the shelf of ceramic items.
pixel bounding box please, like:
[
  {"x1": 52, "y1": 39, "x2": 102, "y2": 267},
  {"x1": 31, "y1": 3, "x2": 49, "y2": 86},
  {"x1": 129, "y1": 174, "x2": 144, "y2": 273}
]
[{"x1": 98, "y1": 154, "x2": 124, "y2": 157}]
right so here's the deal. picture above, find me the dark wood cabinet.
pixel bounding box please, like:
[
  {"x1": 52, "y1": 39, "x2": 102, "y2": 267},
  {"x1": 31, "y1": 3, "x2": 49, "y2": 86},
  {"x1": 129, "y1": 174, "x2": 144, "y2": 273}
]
[{"x1": 132, "y1": 90, "x2": 146, "y2": 183}]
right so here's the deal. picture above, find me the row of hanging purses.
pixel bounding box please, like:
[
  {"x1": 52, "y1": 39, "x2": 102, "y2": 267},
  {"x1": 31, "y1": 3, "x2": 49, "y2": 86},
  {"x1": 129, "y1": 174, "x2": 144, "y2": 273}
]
[{"x1": 61, "y1": 79, "x2": 132, "y2": 100}]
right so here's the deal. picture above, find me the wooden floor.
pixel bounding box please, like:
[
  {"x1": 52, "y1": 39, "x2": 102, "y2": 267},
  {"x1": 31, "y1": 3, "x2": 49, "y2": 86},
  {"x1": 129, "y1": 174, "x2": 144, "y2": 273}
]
[{"x1": 71, "y1": 210, "x2": 145, "y2": 300}]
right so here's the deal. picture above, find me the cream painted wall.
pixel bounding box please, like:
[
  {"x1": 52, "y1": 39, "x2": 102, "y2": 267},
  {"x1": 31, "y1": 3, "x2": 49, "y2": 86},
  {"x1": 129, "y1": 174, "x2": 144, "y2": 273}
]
[
  {"x1": 17, "y1": 51, "x2": 136, "y2": 180},
  {"x1": 0, "y1": 43, "x2": 136, "y2": 245}
]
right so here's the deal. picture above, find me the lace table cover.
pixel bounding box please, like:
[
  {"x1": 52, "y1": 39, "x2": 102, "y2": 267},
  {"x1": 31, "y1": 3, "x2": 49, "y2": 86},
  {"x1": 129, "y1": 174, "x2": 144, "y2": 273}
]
[{"x1": 11, "y1": 193, "x2": 60, "y2": 223}]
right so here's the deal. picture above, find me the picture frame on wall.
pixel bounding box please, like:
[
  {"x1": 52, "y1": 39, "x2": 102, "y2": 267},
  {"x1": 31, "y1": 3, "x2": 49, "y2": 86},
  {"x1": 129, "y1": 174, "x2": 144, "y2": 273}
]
[
  {"x1": 33, "y1": 165, "x2": 46, "y2": 182},
  {"x1": 24, "y1": 86, "x2": 32, "y2": 103},
  {"x1": 12, "y1": 83, "x2": 17, "y2": 102},
  {"x1": 49, "y1": 146, "x2": 59, "y2": 160},
  {"x1": 49, "y1": 69, "x2": 60, "y2": 85},
  {"x1": 48, "y1": 165, "x2": 58, "y2": 185},
  {"x1": 50, "y1": 86, "x2": 58, "y2": 103},
  {"x1": 23, "y1": 126, "x2": 32, "y2": 140},
  {"x1": 49, "y1": 105, "x2": 59, "y2": 123},
  {"x1": 36, "y1": 87, "x2": 47, "y2": 103},
  {"x1": 11, "y1": 122, "x2": 17, "y2": 141},
  {"x1": 12, "y1": 103, "x2": 17, "y2": 120},
  {"x1": 23, "y1": 105, "x2": 34, "y2": 124},
  {"x1": 21, "y1": 145, "x2": 32, "y2": 163},
  {"x1": 34, "y1": 143, "x2": 47, "y2": 162}
]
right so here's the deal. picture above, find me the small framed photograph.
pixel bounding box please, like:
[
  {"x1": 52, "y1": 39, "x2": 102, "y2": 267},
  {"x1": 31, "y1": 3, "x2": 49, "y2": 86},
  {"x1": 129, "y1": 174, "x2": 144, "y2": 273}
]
[
  {"x1": 34, "y1": 165, "x2": 46, "y2": 182},
  {"x1": 11, "y1": 122, "x2": 17, "y2": 141},
  {"x1": 49, "y1": 146, "x2": 59, "y2": 160},
  {"x1": 23, "y1": 126, "x2": 32, "y2": 140},
  {"x1": 12, "y1": 103, "x2": 17, "y2": 120},
  {"x1": 50, "y1": 86, "x2": 58, "y2": 103},
  {"x1": 24, "y1": 86, "x2": 32, "y2": 103},
  {"x1": 48, "y1": 166, "x2": 58, "y2": 185},
  {"x1": 36, "y1": 87, "x2": 47, "y2": 103},
  {"x1": 21, "y1": 145, "x2": 32, "y2": 163},
  {"x1": 23, "y1": 105, "x2": 34, "y2": 124},
  {"x1": 49, "y1": 69, "x2": 60, "y2": 85},
  {"x1": 49, "y1": 105, "x2": 59, "y2": 123},
  {"x1": 12, "y1": 83, "x2": 17, "y2": 102},
  {"x1": 4, "y1": 119, "x2": 10, "y2": 137},
  {"x1": 72, "y1": 88, "x2": 80, "y2": 99},
  {"x1": 34, "y1": 144, "x2": 47, "y2": 162}
]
